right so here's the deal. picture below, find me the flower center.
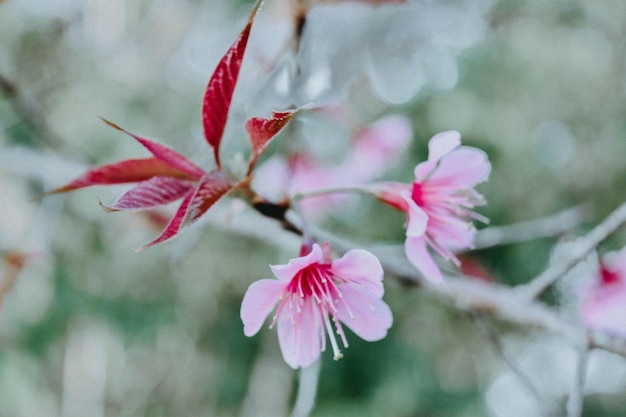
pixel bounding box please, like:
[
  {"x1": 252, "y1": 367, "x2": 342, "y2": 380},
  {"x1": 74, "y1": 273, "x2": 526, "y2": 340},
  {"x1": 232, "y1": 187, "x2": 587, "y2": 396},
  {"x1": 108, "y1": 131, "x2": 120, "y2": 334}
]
[
  {"x1": 411, "y1": 182, "x2": 424, "y2": 206},
  {"x1": 600, "y1": 266, "x2": 620, "y2": 286},
  {"x1": 275, "y1": 263, "x2": 348, "y2": 361}
]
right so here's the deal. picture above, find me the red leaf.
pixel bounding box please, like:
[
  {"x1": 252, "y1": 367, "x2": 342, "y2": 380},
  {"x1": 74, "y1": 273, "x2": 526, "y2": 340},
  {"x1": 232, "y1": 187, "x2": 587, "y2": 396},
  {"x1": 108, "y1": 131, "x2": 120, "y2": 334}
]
[
  {"x1": 202, "y1": 0, "x2": 263, "y2": 168},
  {"x1": 101, "y1": 118, "x2": 205, "y2": 179},
  {"x1": 245, "y1": 109, "x2": 299, "y2": 173},
  {"x1": 102, "y1": 177, "x2": 196, "y2": 212},
  {"x1": 140, "y1": 189, "x2": 196, "y2": 250},
  {"x1": 139, "y1": 170, "x2": 233, "y2": 250},
  {"x1": 184, "y1": 170, "x2": 233, "y2": 225},
  {"x1": 48, "y1": 157, "x2": 195, "y2": 194}
]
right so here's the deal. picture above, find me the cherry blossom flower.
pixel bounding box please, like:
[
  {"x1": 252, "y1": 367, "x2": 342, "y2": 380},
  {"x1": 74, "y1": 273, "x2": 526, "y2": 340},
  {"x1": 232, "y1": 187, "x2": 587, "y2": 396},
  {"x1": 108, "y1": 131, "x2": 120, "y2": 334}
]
[
  {"x1": 240, "y1": 242, "x2": 393, "y2": 369},
  {"x1": 580, "y1": 247, "x2": 626, "y2": 337},
  {"x1": 373, "y1": 130, "x2": 491, "y2": 284}
]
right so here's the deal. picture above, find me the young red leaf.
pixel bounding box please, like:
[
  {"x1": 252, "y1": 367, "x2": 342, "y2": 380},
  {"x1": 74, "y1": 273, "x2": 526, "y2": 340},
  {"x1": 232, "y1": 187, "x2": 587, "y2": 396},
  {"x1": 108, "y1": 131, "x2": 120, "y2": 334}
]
[
  {"x1": 140, "y1": 189, "x2": 196, "y2": 250},
  {"x1": 245, "y1": 109, "x2": 299, "y2": 174},
  {"x1": 184, "y1": 170, "x2": 233, "y2": 224},
  {"x1": 139, "y1": 170, "x2": 233, "y2": 250},
  {"x1": 101, "y1": 118, "x2": 205, "y2": 179},
  {"x1": 201, "y1": 0, "x2": 263, "y2": 168},
  {"x1": 47, "y1": 157, "x2": 195, "y2": 194},
  {"x1": 101, "y1": 176, "x2": 196, "y2": 212}
]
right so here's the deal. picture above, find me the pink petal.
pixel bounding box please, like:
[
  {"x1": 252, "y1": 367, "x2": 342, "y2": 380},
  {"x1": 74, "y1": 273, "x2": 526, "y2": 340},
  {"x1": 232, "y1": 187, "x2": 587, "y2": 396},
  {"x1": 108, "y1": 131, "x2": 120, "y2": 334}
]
[
  {"x1": 428, "y1": 147, "x2": 491, "y2": 189},
  {"x1": 332, "y1": 249, "x2": 384, "y2": 297},
  {"x1": 250, "y1": 156, "x2": 290, "y2": 200},
  {"x1": 427, "y1": 214, "x2": 475, "y2": 251},
  {"x1": 271, "y1": 244, "x2": 324, "y2": 283},
  {"x1": 47, "y1": 157, "x2": 195, "y2": 194},
  {"x1": 241, "y1": 279, "x2": 286, "y2": 337},
  {"x1": 139, "y1": 189, "x2": 195, "y2": 250},
  {"x1": 335, "y1": 284, "x2": 392, "y2": 341},
  {"x1": 601, "y1": 248, "x2": 626, "y2": 281},
  {"x1": 414, "y1": 130, "x2": 461, "y2": 180},
  {"x1": 581, "y1": 288, "x2": 626, "y2": 337},
  {"x1": 101, "y1": 118, "x2": 205, "y2": 178},
  {"x1": 202, "y1": 0, "x2": 262, "y2": 167},
  {"x1": 405, "y1": 237, "x2": 444, "y2": 285},
  {"x1": 343, "y1": 114, "x2": 412, "y2": 182},
  {"x1": 102, "y1": 177, "x2": 195, "y2": 211},
  {"x1": 402, "y1": 192, "x2": 428, "y2": 237},
  {"x1": 286, "y1": 153, "x2": 335, "y2": 194},
  {"x1": 276, "y1": 300, "x2": 322, "y2": 369},
  {"x1": 183, "y1": 170, "x2": 233, "y2": 225},
  {"x1": 246, "y1": 109, "x2": 299, "y2": 172},
  {"x1": 370, "y1": 182, "x2": 411, "y2": 211}
]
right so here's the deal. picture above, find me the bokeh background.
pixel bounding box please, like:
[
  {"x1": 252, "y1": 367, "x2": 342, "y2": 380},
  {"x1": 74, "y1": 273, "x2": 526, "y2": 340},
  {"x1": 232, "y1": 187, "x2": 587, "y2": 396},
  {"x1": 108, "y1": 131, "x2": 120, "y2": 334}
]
[{"x1": 2, "y1": 0, "x2": 626, "y2": 416}]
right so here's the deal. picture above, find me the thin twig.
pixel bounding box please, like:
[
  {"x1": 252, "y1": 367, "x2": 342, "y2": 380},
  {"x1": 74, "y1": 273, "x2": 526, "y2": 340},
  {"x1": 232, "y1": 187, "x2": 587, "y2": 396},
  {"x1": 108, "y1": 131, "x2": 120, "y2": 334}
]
[
  {"x1": 566, "y1": 347, "x2": 589, "y2": 417},
  {"x1": 0, "y1": 73, "x2": 61, "y2": 148},
  {"x1": 517, "y1": 200, "x2": 626, "y2": 301},
  {"x1": 291, "y1": 185, "x2": 374, "y2": 203},
  {"x1": 474, "y1": 204, "x2": 591, "y2": 250},
  {"x1": 205, "y1": 206, "x2": 626, "y2": 358},
  {"x1": 0, "y1": 251, "x2": 28, "y2": 310}
]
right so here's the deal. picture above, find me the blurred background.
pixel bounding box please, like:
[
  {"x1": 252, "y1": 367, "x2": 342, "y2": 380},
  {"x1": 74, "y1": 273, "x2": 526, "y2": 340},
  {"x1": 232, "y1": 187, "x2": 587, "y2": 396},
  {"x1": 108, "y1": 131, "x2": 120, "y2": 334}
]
[{"x1": 2, "y1": 0, "x2": 626, "y2": 415}]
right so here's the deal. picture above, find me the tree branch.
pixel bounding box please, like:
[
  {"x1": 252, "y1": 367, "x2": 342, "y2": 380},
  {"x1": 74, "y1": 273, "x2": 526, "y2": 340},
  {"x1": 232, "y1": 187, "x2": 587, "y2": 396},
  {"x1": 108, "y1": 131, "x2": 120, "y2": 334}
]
[
  {"x1": 0, "y1": 73, "x2": 61, "y2": 148},
  {"x1": 205, "y1": 205, "x2": 626, "y2": 359},
  {"x1": 306, "y1": 223, "x2": 626, "y2": 358},
  {"x1": 474, "y1": 204, "x2": 591, "y2": 249},
  {"x1": 566, "y1": 347, "x2": 589, "y2": 417},
  {"x1": 517, "y1": 200, "x2": 626, "y2": 300}
]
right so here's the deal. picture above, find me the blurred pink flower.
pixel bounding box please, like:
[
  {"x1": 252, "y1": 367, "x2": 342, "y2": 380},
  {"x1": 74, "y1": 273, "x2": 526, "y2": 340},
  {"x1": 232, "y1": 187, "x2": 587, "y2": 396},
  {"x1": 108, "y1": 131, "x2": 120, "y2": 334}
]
[
  {"x1": 253, "y1": 114, "x2": 412, "y2": 218},
  {"x1": 343, "y1": 114, "x2": 413, "y2": 181},
  {"x1": 374, "y1": 130, "x2": 491, "y2": 284},
  {"x1": 240, "y1": 242, "x2": 393, "y2": 369},
  {"x1": 580, "y1": 248, "x2": 626, "y2": 337}
]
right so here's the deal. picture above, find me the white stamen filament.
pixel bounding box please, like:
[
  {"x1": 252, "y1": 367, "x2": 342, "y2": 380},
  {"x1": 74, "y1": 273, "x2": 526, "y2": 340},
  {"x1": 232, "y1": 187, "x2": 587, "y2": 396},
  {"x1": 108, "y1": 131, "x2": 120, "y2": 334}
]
[
  {"x1": 320, "y1": 325, "x2": 326, "y2": 353},
  {"x1": 324, "y1": 315, "x2": 343, "y2": 361},
  {"x1": 334, "y1": 316, "x2": 349, "y2": 348},
  {"x1": 424, "y1": 234, "x2": 461, "y2": 266}
]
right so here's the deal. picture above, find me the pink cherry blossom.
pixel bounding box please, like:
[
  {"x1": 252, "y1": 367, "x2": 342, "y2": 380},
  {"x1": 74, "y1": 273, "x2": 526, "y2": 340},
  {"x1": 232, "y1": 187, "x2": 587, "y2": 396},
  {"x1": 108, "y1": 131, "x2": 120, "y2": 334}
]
[
  {"x1": 374, "y1": 130, "x2": 491, "y2": 284},
  {"x1": 240, "y1": 242, "x2": 393, "y2": 369},
  {"x1": 580, "y1": 248, "x2": 626, "y2": 337}
]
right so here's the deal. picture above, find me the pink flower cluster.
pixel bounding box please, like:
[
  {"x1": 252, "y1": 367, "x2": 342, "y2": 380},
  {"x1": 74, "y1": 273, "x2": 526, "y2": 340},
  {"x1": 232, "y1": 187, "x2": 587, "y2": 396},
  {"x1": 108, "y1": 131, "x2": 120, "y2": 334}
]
[
  {"x1": 47, "y1": 0, "x2": 494, "y2": 370},
  {"x1": 242, "y1": 130, "x2": 491, "y2": 366}
]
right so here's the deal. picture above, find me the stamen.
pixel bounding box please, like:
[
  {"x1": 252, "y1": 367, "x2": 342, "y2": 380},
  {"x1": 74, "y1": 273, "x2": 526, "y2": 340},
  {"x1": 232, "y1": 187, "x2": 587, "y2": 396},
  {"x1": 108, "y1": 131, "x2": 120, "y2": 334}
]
[
  {"x1": 424, "y1": 234, "x2": 459, "y2": 265},
  {"x1": 320, "y1": 324, "x2": 326, "y2": 352},
  {"x1": 324, "y1": 315, "x2": 343, "y2": 361},
  {"x1": 334, "y1": 316, "x2": 349, "y2": 348}
]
